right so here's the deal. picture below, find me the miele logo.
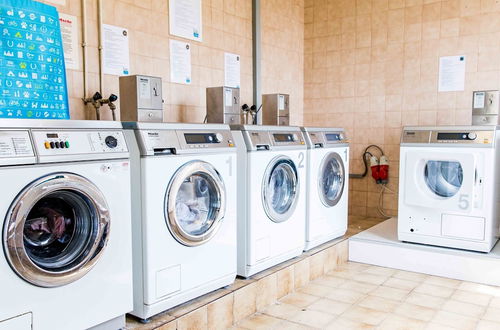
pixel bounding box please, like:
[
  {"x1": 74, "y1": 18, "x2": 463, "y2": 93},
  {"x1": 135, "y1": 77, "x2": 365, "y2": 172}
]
[
  {"x1": 147, "y1": 132, "x2": 159, "y2": 136},
  {"x1": 405, "y1": 132, "x2": 416, "y2": 136}
]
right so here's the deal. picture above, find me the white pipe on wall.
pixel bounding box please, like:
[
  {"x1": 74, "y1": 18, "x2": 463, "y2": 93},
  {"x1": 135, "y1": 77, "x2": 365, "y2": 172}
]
[
  {"x1": 81, "y1": 0, "x2": 88, "y2": 100},
  {"x1": 97, "y1": 0, "x2": 103, "y2": 95}
]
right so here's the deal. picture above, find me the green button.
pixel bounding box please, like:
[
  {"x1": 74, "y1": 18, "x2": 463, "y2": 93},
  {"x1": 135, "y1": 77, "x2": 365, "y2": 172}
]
[{"x1": 65, "y1": 141, "x2": 70, "y2": 148}]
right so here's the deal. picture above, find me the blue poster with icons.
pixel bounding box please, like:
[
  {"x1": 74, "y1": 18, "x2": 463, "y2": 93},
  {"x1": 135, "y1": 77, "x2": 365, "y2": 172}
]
[{"x1": 0, "y1": 0, "x2": 69, "y2": 119}]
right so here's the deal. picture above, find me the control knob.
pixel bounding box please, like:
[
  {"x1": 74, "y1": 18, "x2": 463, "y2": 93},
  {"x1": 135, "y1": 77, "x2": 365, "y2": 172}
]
[
  {"x1": 467, "y1": 132, "x2": 477, "y2": 140},
  {"x1": 292, "y1": 134, "x2": 298, "y2": 141},
  {"x1": 215, "y1": 133, "x2": 224, "y2": 143},
  {"x1": 105, "y1": 135, "x2": 118, "y2": 148}
]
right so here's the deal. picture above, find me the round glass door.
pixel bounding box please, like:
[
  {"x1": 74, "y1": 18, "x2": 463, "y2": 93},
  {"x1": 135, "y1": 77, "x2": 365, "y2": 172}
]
[
  {"x1": 318, "y1": 152, "x2": 345, "y2": 207},
  {"x1": 165, "y1": 161, "x2": 226, "y2": 247},
  {"x1": 3, "y1": 173, "x2": 110, "y2": 288},
  {"x1": 424, "y1": 160, "x2": 463, "y2": 198},
  {"x1": 262, "y1": 156, "x2": 299, "y2": 223}
]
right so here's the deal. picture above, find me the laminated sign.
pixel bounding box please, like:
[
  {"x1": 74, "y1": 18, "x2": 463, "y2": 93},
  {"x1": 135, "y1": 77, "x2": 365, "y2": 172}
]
[{"x1": 0, "y1": 0, "x2": 69, "y2": 119}]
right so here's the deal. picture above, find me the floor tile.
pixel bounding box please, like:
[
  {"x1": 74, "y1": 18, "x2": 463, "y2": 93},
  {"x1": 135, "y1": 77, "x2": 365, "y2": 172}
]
[
  {"x1": 275, "y1": 320, "x2": 316, "y2": 330},
  {"x1": 312, "y1": 275, "x2": 347, "y2": 288},
  {"x1": 298, "y1": 283, "x2": 336, "y2": 297},
  {"x1": 290, "y1": 309, "x2": 336, "y2": 328},
  {"x1": 237, "y1": 313, "x2": 282, "y2": 330},
  {"x1": 279, "y1": 292, "x2": 319, "y2": 308},
  {"x1": 338, "y1": 280, "x2": 378, "y2": 294},
  {"x1": 370, "y1": 286, "x2": 409, "y2": 302},
  {"x1": 342, "y1": 305, "x2": 388, "y2": 326},
  {"x1": 422, "y1": 276, "x2": 462, "y2": 289},
  {"x1": 307, "y1": 297, "x2": 352, "y2": 315},
  {"x1": 358, "y1": 295, "x2": 399, "y2": 313},
  {"x1": 441, "y1": 299, "x2": 486, "y2": 318},
  {"x1": 362, "y1": 265, "x2": 396, "y2": 277},
  {"x1": 392, "y1": 270, "x2": 428, "y2": 282},
  {"x1": 481, "y1": 306, "x2": 500, "y2": 323},
  {"x1": 394, "y1": 302, "x2": 436, "y2": 322},
  {"x1": 325, "y1": 317, "x2": 375, "y2": 329},
  {"x1": 451, "y1": 289, "x2": 492, "y2": 307},
  {"x1": 457, "y1": 282, "x2": 500, "y2": 297},
  {"x1": 262, "y1": 302, "x2": 302, "y2": 320},
  {"x1": 431, "y1": 310, "x2": 479, "y2": 330},
  {"x1": 413, "y1": 283, "x2": 455, "y2": 298},
  {"x1": 351, "y1": 272, "x2": 389, "y2": 286},
  {"x1": 404, "y1": 292, "x2": 446, "y2": 309},
  {"x1": 382, "y1": 277, "x2": 420, "y2": 291},
  {"x1": 476, "y1": 319, "x2": 500, "y2": 330},
  {"x1": 326, "y1": 287, "x2": 367, "y2": 304},
  {"x1": 378, "y1": 314, "x2": 426, "y2": 330}
]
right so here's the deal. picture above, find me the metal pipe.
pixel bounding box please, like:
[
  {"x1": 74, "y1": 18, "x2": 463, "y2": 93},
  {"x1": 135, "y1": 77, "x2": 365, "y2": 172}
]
[
  {"x1": 252, "y1": 0, "x2": 262, "y2": 125},
  {"x1": 97, "y1": 0, "x2": 104, "y2": 96},
  {"x1": 81, "y1": 0, "x2": 88, "y2": 101}
]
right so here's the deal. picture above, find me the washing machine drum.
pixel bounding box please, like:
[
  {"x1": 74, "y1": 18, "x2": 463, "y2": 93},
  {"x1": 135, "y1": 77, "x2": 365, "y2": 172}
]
[
  {"x1": 165, "y1": 161, "x2": 226, "y2": 247},
  {"x1": 318, "y1": 152, "x2": 345, "y2": 207},
  {"x1": 3, "y1": 173, "x2": 110, "y2": 288},
  {"x1": 263, "y1": 156, "x2": 299, "y2": 223},
  {"x1": 424, "y1": 160, "x2": 464, "y2": 198}
]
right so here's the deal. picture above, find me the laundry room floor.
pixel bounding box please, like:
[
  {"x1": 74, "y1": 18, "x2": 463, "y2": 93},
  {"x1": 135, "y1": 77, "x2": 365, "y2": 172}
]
[
  {"x1": 233, "y1": 262, "x2": 500, "y2": 330},
  {"x1": 124, "y1": 216, "x2": 500, "y2": 329}
]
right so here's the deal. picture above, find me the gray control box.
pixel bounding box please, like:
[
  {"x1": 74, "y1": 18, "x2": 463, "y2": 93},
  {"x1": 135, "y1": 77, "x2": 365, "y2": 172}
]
[
  {"x1": 472, "y1": 90, "x2": 499, "y2": 126},
  {"x1": 119, "y1": 75, "x2": 163, "y2": 122},
  {"x1": 262, "y1": 93, "x2": 290, "y2": 126},
  {"x1": 206, "y1": 87, "x2": 241, "y2": 124}
]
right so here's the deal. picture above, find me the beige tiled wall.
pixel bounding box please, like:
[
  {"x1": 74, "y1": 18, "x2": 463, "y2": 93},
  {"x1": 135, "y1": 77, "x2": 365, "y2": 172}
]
[
  {"x1": 303, "y1": 0, "x2": 500, "y2": 217},
  {"x1": 261, "y1": 0, "x2": 305, "y2": 125},
  {"x1": 41, "y1": 0, "x2": 253, "y2": 122}
]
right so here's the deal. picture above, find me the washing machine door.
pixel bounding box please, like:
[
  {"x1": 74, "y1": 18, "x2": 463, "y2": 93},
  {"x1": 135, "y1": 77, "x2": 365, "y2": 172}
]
[
  {"x1": 318, "y1": 152, "x2": 345, "y2": 207},
  {"x1": 262, "y1": 156, "x2": 299, "y2": 223},
  {"x1": 3, "y1": 173, "x2": 110, "y2": 288},
  {"x1": 165, "y1": 161, "x2": 226, "y2": 247},
  {"x1": 424, "y1": 160, "x2": 463, "y2": 198}
]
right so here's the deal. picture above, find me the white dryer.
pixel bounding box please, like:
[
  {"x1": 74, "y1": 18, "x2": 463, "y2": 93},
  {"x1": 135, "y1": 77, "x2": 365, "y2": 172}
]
[
  {"x1": 0, "y1": 120, "x2": 132, "y2": 330},
  {"x1": 231, "y1": 125, "x2": 307, "y2": 277},
  {"x1": 123, "y1": 122, "x2": 237, "y2": 320},
  {"x1": 301, "y1": 127, "x2": 349, "y2": 251},
  {"x1": 398, "y1": 126, "x2": 500, "y2": 252}
]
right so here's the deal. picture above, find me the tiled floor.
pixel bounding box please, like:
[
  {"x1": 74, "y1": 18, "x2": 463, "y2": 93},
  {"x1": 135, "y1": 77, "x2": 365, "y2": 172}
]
[{"x1": 234, "y1": 262, "x2": 500, "y2": 330}]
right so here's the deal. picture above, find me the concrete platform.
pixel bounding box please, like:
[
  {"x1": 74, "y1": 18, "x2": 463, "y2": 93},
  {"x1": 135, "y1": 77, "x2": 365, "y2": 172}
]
[{"x1": 349, "y1": 217, "x2": 500, "y2": 286}]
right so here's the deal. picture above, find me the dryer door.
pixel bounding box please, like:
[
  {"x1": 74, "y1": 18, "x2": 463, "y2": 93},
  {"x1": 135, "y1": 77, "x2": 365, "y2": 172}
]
[
  {"x1": 318, "y1": 152, "x2": 345, "y2": 207},
  {"x1": 404, "y1": 150, "x2": 478, "y2": 212},
  {"x1": 3, "y1": 173, "x2": 110, "y2": 288},
  {"x1": 165, "y1": 161, "x2": 226, "y2": 247},
  {"x1": 262, "y1": 156, "x2": 299, "y2": 223}
]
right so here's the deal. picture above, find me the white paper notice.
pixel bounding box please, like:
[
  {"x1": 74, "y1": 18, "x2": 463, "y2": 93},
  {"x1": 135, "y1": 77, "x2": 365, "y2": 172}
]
[
  {"x1": 438, "y1": 55, "x2": 466, "y2": 92},
  {"x1": 102, "y1": 24, "x2": 130, "y2": 76},
  {"x1": 473, "y1": 91, "x2": 486, "y2": 109},
  {"x1": 224, "y1": 53, "x2": 240, "y2": 88},
  {"x1": 169, "y1": 0, "x2": 202, "y2": 42},
  {"x1": 170, "y1": 40, "x2": 191, "y2": 85},
  {"x1": 59, "y1": 13, "x2": 79, "y2": 70},
  {"x1": 279, "y1": 95, "x2": 285, "y2": 110},
  {"x1": 46, "y1": 0, "x2": 67, "y2": 5}
]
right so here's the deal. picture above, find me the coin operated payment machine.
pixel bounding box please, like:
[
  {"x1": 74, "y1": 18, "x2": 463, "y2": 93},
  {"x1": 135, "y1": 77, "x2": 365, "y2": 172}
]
[
  {"x1": 206, "y1": 87, "x2": 241, "y2": 124},
  {"x1": 119, "y1": 75, "x2": 164, "y2": 122},
  {"x1": 262, "y1": 93, "x2": 290, "y2": 126}
]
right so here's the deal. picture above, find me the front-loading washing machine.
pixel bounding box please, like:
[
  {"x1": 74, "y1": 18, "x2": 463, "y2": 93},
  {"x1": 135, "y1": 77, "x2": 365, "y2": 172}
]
[
  {"x1": 0, "y1": 120, "x2": 132, "y2": 330},
  {"x1": 301, "y1": 127, "x2": 349, "y2": 251},
  {"x1": 231, "y1": 125, "x2": 307, "y2": 277},
  {"x1": 123, "y1": 122, "x2": 237, "y2": 320},
  {"x1": 398, "y1": 126, "x2": 500, "y2": 252}
]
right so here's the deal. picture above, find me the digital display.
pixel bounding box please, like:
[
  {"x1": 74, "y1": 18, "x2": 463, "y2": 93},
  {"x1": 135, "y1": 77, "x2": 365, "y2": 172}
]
[
  {"x1": 437, "y1": 133, "x2": 468, "y2": 140},
  {"x1": 184, "y1": 133, "x2": 217, "y2": 144},
  {"x1": 273, "y1": 134, "x2": 293, "y2": 142},
  {"x1": 47, "y1": 133, "x2": 59, "y2": 139},
  {"x1": 325, "y1": 133, "x2": 341, "y2": 141}
]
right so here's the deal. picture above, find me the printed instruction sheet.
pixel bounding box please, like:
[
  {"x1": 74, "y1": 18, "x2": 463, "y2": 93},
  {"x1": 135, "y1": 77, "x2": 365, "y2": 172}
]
[
  {"x1": 224, "y1": 53, "x2": 240, "y2": 88},
  {"x1": 438, "y1": 55, "x2": 466, "y2": 92},
  {"x1": 170, "y1": 40, "x2": 192, "y2": 85},
  {"x1": 169, "y1": 0, "x2": 202, "y2": 42},
  {"x1": 59, "y1": 13, "x2": 78, "y2": 70},
  {"x1": 102, "y1": 24, "x2": 130, "y2": 76}
]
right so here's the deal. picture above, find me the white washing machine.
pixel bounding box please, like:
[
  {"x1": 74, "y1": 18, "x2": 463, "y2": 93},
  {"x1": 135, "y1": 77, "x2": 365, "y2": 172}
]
[
  {"x1": 231, "y1": 125, "x2": 307, "y2": 277},
  {"x1": 301, "y1": 127, "x2": 349, "y2": 251},
  {"x1": 123, "y1": 122, "x2": 237, "y2": 320},
  {"x1": 398, "y1": 126, "x2": 500, "y2": 252},
  {"x1": 0, "y1": 120, "x2": 132, "y2": 330}
]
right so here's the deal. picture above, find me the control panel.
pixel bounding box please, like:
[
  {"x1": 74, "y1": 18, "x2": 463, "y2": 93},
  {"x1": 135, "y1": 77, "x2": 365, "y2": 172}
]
[
  {"x1": 270, "y1": 131, "x2": 305, "y2": 146},
  {"x1": 0, "y1": 130, "x2": 34, "y2": 158},
  {"x1": 32, "y1": 130, "x2": 128, "y2": 156},
  {"x1": 244, "y1": 129, "x2": 306, "y2": 150},
  {"x1": 307, "y1": 131, "x2": 347, "y2": 148},
  {"x1": 401, "y1": 129, "x2": 494, "y2": 145},
  {"x1": 177, "y1": 130, "x2": 235, "y2": 150}
]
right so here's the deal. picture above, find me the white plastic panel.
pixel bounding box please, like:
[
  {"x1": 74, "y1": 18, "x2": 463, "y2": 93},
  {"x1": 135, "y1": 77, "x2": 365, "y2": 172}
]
[
  {"x1": 0, "y1": 313, "x2": 32, "y2": 330},
  {"x1": 155, "y1": 265, "x2": 181, "y2": 299},
  {"x1": 441, "y1": 214, "x2": 485, "y2": 241}
]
